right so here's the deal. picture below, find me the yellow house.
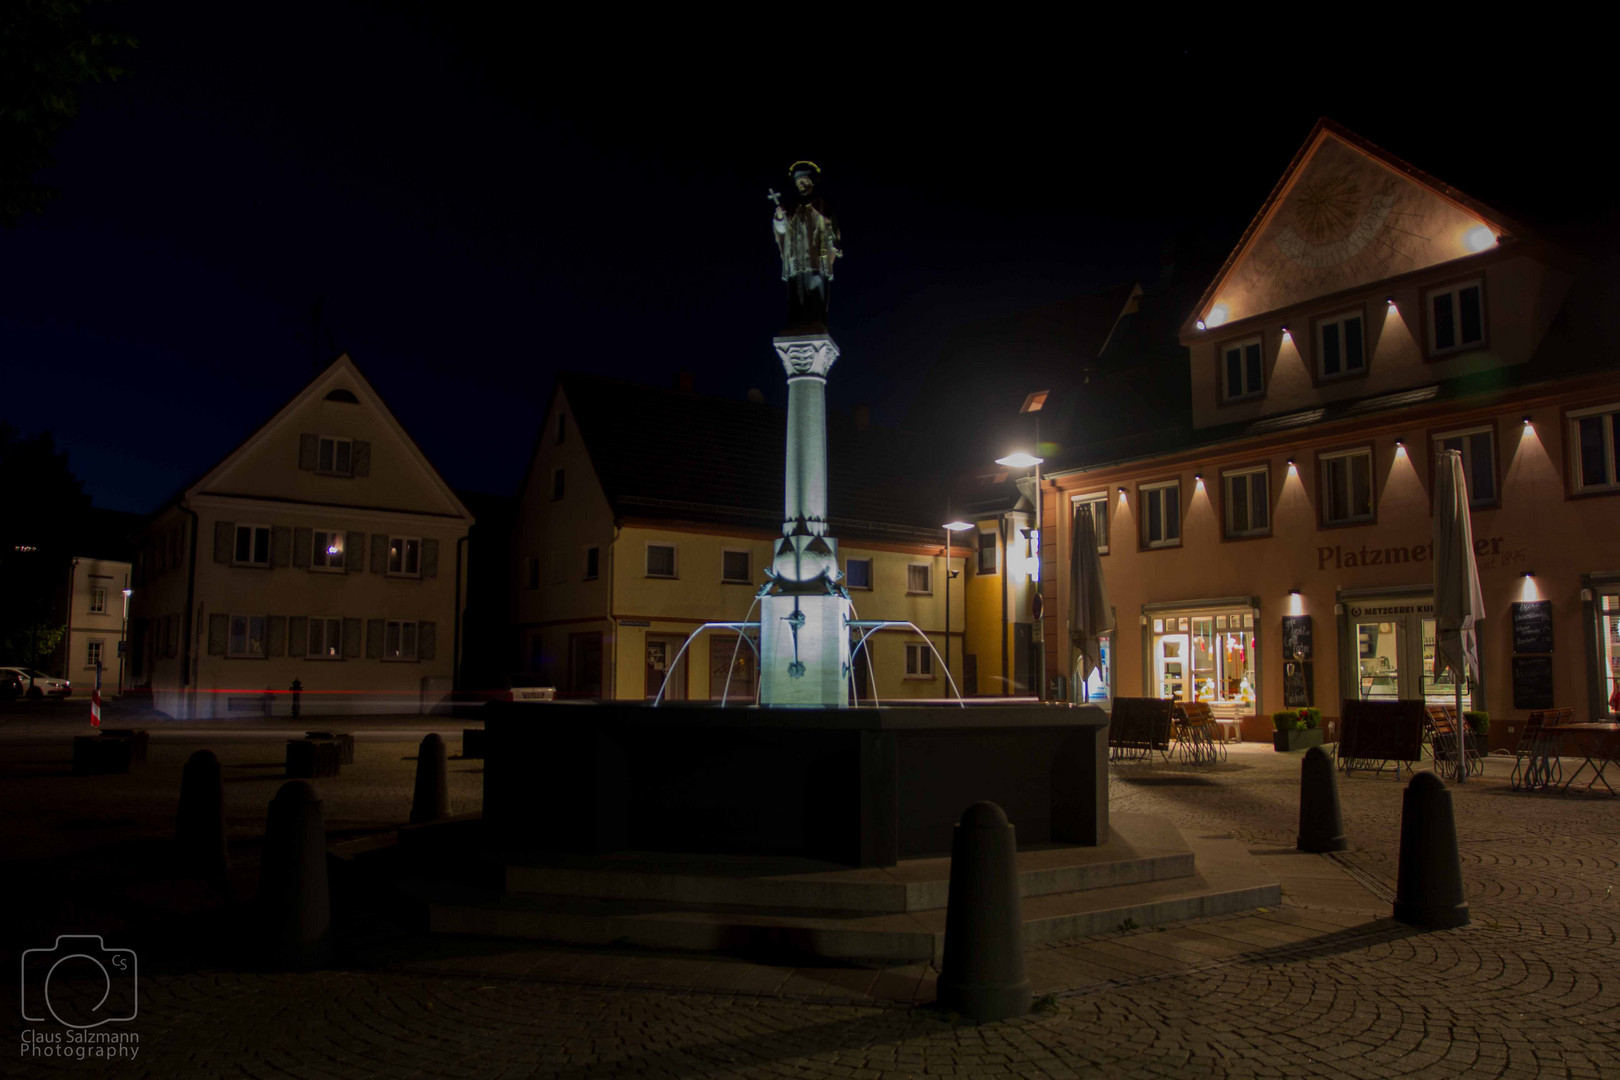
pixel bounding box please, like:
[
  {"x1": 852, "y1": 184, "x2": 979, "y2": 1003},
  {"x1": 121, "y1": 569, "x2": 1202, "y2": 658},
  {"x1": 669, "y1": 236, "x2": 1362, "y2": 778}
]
[
  {"x1": 130, "y1": 354, "x2": 474, "y2": 718},
  {"x1": 513, "y1": 374, "x2": 967, "y2": 702}
]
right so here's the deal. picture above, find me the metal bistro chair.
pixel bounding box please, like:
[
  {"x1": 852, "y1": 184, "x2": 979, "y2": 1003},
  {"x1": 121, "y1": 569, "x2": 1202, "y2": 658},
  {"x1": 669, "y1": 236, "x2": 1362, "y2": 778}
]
[
  {"x1": 1510, "y1": 708, "x2": 1568, "y2": 791},
  {"x1": 1173, "y1": 702, "x2": 1224, "y2": 765},
  {"x1": 1425, "y1": 704, "x2": 1482, "y2": 779}
]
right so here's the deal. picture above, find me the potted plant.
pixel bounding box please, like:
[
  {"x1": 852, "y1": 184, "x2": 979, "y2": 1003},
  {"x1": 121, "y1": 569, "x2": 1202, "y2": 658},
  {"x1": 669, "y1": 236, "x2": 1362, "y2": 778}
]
[
  {"x1": 1272, "y1": 708, "x2": 1324, "y2": 752},
  {"x1": 1463, "y1": 710, "x2": 1489, "y2": 757}
]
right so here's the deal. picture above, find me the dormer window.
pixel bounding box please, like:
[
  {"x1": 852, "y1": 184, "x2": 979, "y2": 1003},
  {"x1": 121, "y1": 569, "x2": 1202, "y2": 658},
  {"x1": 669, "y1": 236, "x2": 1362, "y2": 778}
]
[
  {"x1": 1220, "y1": 336, "x2": 1264, "y2": 402},
  {"x1": 1426, "y1": 279, "x2": 1486, "y2": 357}
]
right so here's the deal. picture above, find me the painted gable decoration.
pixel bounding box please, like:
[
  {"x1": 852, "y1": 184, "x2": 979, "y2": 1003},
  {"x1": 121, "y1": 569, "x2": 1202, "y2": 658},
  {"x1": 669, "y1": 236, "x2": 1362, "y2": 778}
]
[{"x1": 1191, "y1": 122, "x2": 1516, "y2": 331}]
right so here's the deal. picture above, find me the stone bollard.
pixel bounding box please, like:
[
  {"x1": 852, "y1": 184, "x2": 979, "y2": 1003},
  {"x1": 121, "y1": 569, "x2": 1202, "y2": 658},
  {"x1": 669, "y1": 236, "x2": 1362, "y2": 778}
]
[
  {"x1": 1296, "y1": 745, "x2": 1348, "y2": 853},
  {"x1": 410, "y1": 732, "x2": 450, "y2": 824},
  {"x1": 176, "y1": 750, "x2": 229, "y2": 879},
  {"x1": 1392, "y1": 771, "x2": 1470, "y2": 929},
  {"x1": 257, "y1": 780, "x2": 331, "y2": 969},
  {"x1": 936, "y1": 802, "x2": 1032, "y2": 1021}
]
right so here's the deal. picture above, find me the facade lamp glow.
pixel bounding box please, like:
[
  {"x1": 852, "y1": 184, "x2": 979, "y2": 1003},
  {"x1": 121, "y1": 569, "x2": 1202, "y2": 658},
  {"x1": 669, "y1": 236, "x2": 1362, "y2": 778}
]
[
  {"x1": 1522, "y1": 416, "x2": 1533, "y2": 426},
  {"x1": 1465, "y1": 225, "x2": 1496, "y2": 253},
  {"x1": 1205, "y1": 303, "x2": 1229, "y2": 328},
  {"x1": 1386, "y1": 296, "x2": 1396, "y2": 306}
]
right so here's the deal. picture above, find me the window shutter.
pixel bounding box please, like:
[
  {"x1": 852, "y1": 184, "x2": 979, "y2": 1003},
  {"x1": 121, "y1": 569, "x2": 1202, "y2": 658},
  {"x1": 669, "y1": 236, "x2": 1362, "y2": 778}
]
[
  {"x1": 371, "y1": 533, "x2": 388, "y2": 574},
  {"x1": 419, "y1": 621, "x2": 436, "y2": 661},
  {"x1": 366, "y1": 619, "x2": 384, "y2": 660},
  {"x1": 293, "y1": 527, "x2": 312, "y2": 569},
  {"x1": 214, "y1": 522, "x2": 233, "y2": 564},
  {"x1": 207, "y1": 614, "x2": 228, "y2": 656},
  {"x1": 299, "y1": 433, "x2": 318, "y2": 471},
  {"x1": 347, "y1": 530, "x2": 365, "y2": 573},
  {"x1": 272, "y1": 527, "x2": 292, "y2": 568},
  {"x1": 352, "y1": 441, "x2": 371, "y2": 477},
  {"x1": 267, "y1": 615, "x2": 287, "y2": 657},
  {"x1": 288, "y1": 616, "x2": 308, "y2": 657},
  {"x1": 422, "y1": 538, "x2": 439, "y2": 578},
  {"x1": 343, "y1": 618, "x2": 363, "y2": 659}
]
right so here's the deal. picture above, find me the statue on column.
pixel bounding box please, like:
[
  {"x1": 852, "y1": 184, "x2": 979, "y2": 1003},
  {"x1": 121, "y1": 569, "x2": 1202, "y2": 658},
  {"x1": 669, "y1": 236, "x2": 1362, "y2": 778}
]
[{"x1": 771, "y1": 161, "x2": 843, "y2": 333}]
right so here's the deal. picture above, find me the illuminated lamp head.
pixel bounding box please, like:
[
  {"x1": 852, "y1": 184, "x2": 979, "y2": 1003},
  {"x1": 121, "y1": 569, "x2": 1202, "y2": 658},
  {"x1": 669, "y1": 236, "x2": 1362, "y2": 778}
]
[{"x1": 1464, "y1": 225, "x2": 1495, "y2": 253}]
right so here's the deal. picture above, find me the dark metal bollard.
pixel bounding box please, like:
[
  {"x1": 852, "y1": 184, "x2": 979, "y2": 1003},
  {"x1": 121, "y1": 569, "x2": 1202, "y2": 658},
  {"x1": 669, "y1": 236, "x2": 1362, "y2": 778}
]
[
  {"x1": 176, "y1": 749, "x2": 229, "y2": 879},
  {"x1": 1296, "y1": 745, "x2": 1348, "y2": 852},
  {"x1": 290, "y1": 679, "x2": 302, "y2": 719},
  {"x1": 1393, "y1": 771, "x2": 1470, "y2": 929},
  {"x1": 410, "y1": 733, "x2": 451, "y2": 824},
  {"x1": 257, "y1": 780, "x2": 332, "y2": 969},
  {"x1": 936, "y1": 802, "x2": 1032, "y2": 1021}
]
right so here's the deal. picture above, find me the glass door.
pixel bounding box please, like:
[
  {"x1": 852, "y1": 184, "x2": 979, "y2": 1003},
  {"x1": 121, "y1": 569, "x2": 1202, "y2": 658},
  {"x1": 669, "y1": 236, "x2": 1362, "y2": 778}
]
[
  {"x1": 1156, "y1": 632, "x2": 1188, "y2": 702},
  {"x1": 1419, "y1": 617, "x2": 1474, "y2": 709},
  {"x1": 1601, "y1": 593, "x2": 1620, "y2": 719},
  {"x1": 1356, "y1": 618, "x2": 1402, "y2": 700}
]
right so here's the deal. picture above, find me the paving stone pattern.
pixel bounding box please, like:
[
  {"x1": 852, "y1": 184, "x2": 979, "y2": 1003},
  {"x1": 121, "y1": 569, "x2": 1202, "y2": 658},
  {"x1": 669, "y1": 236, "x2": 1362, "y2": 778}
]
[{"x1": 8, "y1": 732, "x2": 1620, "y2": 1078}]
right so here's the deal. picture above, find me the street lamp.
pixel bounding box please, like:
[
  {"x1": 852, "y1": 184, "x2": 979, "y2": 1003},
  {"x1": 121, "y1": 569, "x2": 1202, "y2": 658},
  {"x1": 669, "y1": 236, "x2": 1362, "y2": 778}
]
[
  {"x1": 942, "y1": 521, "x2": 973, "y2": 688},
  {"x1": 119, "y1": 587, "x2": 132, "y2": 695},
  {"x1": 995, "y1": 450, "x2": 1044, "y2": 697}
]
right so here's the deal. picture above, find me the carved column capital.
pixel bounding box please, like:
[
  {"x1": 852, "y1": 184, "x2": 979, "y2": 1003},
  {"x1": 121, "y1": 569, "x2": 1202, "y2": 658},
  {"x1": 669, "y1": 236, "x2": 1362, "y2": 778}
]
[{"x1": 773, "y1": 334, "x2": 840, "y2": 379}]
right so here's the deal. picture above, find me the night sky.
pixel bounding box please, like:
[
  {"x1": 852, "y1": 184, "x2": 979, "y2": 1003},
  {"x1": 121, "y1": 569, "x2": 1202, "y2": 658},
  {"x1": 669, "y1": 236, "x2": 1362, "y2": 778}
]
[{"x1": 1, "y1": 10, "x2": 1603, "y2": 515}]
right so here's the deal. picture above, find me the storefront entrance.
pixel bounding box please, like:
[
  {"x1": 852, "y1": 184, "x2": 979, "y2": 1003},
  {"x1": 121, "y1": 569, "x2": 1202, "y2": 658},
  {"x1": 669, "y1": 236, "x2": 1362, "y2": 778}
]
[
  {"x1": 1344, "y1": 594, "x2": 1472, "y2": 708},
  {"x1": 1146, "y1": 600, "x2": 1258, "y2": 715}
]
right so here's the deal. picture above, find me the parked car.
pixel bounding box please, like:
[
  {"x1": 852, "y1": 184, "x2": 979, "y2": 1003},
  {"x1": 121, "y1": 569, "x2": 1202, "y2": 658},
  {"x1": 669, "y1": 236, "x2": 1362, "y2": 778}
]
[{"x1": 0, "y1": 667, "x2": 72, "y2": 698}]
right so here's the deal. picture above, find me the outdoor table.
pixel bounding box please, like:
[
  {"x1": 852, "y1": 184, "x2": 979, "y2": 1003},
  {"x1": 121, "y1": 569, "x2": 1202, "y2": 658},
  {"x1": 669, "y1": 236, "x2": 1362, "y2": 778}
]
[{"x1": 1545, "y1": 723, "x2": 1620, "y2": 795}]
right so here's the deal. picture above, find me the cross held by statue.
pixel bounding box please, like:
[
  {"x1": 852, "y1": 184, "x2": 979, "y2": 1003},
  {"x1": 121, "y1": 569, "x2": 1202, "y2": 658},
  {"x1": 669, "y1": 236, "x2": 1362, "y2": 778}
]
[{"x1": 767, "y1": 188, "x2": 782, "y2": 208}]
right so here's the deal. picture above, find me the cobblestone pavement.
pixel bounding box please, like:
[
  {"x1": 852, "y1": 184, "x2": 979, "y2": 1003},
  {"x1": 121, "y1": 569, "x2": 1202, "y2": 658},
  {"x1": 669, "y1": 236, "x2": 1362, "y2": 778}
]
[{"x1": 6, "y1": 740, "x2": 1619, "y2": 1078}]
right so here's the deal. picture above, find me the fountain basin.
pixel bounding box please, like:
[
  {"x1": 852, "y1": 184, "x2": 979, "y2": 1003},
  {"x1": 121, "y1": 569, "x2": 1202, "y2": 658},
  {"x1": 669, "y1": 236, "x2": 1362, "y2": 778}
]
[{"x1": 481, "y1": 702, "x2": 1109, "y2": 868}]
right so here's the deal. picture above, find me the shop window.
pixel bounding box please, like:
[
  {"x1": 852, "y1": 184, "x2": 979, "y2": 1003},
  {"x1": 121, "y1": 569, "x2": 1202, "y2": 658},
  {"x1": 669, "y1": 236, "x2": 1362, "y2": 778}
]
[
  {"x1": 1221, "y1": 336, "x2": 1264, "y2": 401},
  {"x1": 1316, "y1": 310, "x2": 1365, "y2": 379},
  {"x1": 1427, "y1": 279, "x2": 1485, "y2": 356},
  {"x1": 1140, "y1": 481, "x2": 1181, "y2": 548},
  {"x1": 907, "y1": 564, "x2": 932, "y2": 594},
  {"x1": 722, "y1": 549, "x2": 751, "y2": 584},
  {"x1": 1320, "y1": 448, "x2": 1374, "y2": 525},
  {"x1": 905, "y1": 641, "x2": 935, "y2": 677},
  {"x1": 646, "y1": 543, "x2": 677, "y2": 578},
  {"x1": 845, "y1": 558, "x2": 872, "y2": 589},
  {"x1": 1151, "y1": 610, "x2": 1255, "y2": 710},
  {"x1": 1222, "y1": 468, "x2": 1270, "y2": 538},
  {"x1": 1432, "y1": 426, "x2": 1498, "y2": 507},
  {"x1": 1074, "y1": 494, "x2": 1109, "y2": 553},
  {"x1": 1570, "y1": 404, "x2": 1620, "y2": 494}
]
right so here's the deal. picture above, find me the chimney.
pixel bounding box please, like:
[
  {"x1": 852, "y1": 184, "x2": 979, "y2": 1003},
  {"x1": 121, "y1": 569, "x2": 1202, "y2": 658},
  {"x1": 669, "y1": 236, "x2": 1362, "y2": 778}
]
[
  {"x1": 674, "y1": 372, "x2": 695, "y2": 394},
  {"x1": 853, "y1": 402, "x2": 870, "y2": 432}
]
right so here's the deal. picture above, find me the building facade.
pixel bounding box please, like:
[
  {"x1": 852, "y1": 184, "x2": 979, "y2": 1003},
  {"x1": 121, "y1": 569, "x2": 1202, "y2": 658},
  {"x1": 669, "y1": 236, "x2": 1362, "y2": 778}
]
[
  {"x1": 64, "y1": 557, "x2": 131, "y2": 692},
  {"x1": 129, "y1": 355, "x2": 474, "y2": 718},
  {"x1": 1038, "y1": 121, "x2": 1620, "y2": 747}
]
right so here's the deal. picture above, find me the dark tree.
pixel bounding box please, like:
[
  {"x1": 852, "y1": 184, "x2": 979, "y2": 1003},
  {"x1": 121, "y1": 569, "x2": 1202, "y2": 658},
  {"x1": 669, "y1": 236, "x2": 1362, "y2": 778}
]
[
  {"x1": 0, "y1": 0, "x2": 135, "y2": 226},
  {"x1": 0, "y1": 424, "x2": 91, "y2": 671}
]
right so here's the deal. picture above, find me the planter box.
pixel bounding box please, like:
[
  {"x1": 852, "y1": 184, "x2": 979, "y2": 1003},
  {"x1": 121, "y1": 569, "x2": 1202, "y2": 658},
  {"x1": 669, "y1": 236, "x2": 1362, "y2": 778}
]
[{"x1": 1273, "y1": 729, "x2": 1325, "y2": 752}]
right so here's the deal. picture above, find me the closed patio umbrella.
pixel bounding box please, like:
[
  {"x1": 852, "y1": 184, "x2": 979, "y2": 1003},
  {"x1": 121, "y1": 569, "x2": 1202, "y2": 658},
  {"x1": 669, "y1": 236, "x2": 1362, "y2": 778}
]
[
  {"x1": 1069, "y1": 502, "x2": 1113, "y2": 703},
  {"x1": 1433, "y1": 448, "x2": 1486, "y2": 783}
]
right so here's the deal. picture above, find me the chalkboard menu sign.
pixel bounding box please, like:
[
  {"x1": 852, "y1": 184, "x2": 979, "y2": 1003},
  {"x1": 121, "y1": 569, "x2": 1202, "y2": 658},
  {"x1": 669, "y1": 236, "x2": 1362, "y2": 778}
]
[
  {"x1": 1282, "y1": 615, "x2": 1313, "y2": 661},
  {"x1": 1512, "y1": 601, "x2": 1553, "y2": 654},
  {"x1": 1512, "y1": 654, "x2": 1554, "y2": 710},
  {"x1": 1283, "y1": 660, "x2": 1312, "y2": 708}
]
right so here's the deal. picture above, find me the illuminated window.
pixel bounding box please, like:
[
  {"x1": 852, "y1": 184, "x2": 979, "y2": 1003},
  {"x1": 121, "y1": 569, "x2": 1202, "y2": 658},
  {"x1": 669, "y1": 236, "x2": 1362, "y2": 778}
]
[
  {"x1": 1220, "y1": 337, "x2": 1264, "y2": 401},
  {"x1": 1432, "y1": 426, "x2": 1497, "y2": 507},
  {"x1": 383, "y1": 620, "x2": 418, "y2": 661},
  {"x1": 907, "y1": 563, "x2": 932, "y2": 594},
  {"x1": 721, "y1": 549, "x2": 751, "y2": 583},
  {"x1": 311, "y1": 529, "x2": 345, "y2": 570},
  {"x1": 1570, "y1": 404, "x2": 1620, "y2": 494},
  {"x1": 1426, "y1": 280, "x2": 1485, "y2": 356},
  {"x1": 1074, "y1": 493, "x2": 1109, "y2": 553},
  {"x1": 1140, "y1": 481, "x2": 1181, "y2": 548},
  {"x1": 584, "y1": 546, "x2": 600, "y2": 580},
  {"x1": 977, "y1": 528, "x2": 998, "y2": 573},
  {"x1": 89, "y1": 586, "x2": 107, "y2": 614},
  {"x1": 228, "y1": 614, "x2": 267, "y2": 657},
  {"x1": 233, "y1": 524, "x2": 271, "y2": 567},
  {"x1": 1317, "y1": 310, "x2": 1365, "y2": 380},
  {"x1": 1320, "y1": 448, "x2": 1374, "y2": 524},
  {"x1": 646, "y1": 543, "x2": 677, "y2": 578},
  {"x1": 307, "y1": 617, "x2": 343, "y2": 659},
  {"x1": 317, "y1": 436, "x2": 352, "y2": 476},
  {"x1": 905, "y1": 641, "x2": 935, "y2": 677},
  {"x1": 389, "y1": 537, "x2": 421, "y2": 577},
  {"x1": 1222, "y1": 467, "x2": 1270, "y2": 538},
  {"x1": 845, "y1": 558, "x2": 872, "y2": 589}
]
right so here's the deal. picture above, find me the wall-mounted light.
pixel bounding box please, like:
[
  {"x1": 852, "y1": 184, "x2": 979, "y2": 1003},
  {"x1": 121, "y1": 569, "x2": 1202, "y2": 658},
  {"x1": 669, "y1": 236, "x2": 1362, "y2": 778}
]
[
  {"x1": 1196, "y1": 320, "x2": 1206, "y2": 331},
  {"x1": 1465, "y1": 225, "x2": 1496, "y2": 253},
  {"x1": 1205, "y1": 303, "x2": 1230, "y2": 328},
  {"x1": 1522, "y1": 416, "x2": 1533, "y2": 426},
  {"x1": 1289, "y1": 589, "x2": 1301, "y2": 596},
  {"x1": 1583, "y1": 588, "x2": 1595, "y2": 602},
  {"x1": 1117, "y1": 486, "x2": 1126, "y2": 495},
  {"x1": 1280, "y1": 325, "x2": 1290, "y2": 337},
  {"x1": 1194, "y1": 474, "x2": 1203, "y2": 483},
  {"x1": 1386, "y1": 296, "x2": 1396, "y2": 307},
  {"x1": 1286, "y1": 458, "x2": 1296, "y2": 468},
  {"x1": 1140, "y1": 615, "x2": 1149, "y2": 626},
  {"x1": 1522, "y1": 570, "x2": 1536, "y2": 578},
  {"x1": 1334, "y1": 603, "x2": 1345, "y2": 615}
]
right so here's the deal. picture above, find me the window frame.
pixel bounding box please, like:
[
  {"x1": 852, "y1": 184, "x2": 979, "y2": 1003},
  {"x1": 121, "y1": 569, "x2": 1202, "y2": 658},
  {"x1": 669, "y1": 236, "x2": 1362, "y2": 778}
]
[
  {"x1": 1428, "y1": 422, "x2": 1501, "y2": 510},
  {"x1": 904, "y1": 640, "x2": 936, "y2": 678},
  {"x1": 1219, "y1": 464, "x2": 1272, "y2": 540},
  {"x1": 1072, "y1": 492, "x2": 1110, "y2": 555},
  {"x1": 1215, "y1": 333, "x2": 1265, "y2": 404},
  {"x1": 383, "y1": 619, "x2": 418, "y2": 662},
  {"x1": 1423, "y1": 276, "x2": 1488, "y2": 359},
  {"x1": 844, "y1": 557, "x2": 873, "y2": 590},
  {"x1": 88, "y1": 586, "x2": 107, "y2": 614},
  {"x1": 1316, "y1": 445, "x2": 1377, "y2": 527},
  {"x1": 1311, "y1": 305, "x2": 1369, "y2": 384},
  {"x1": 720, "y1": 548, "x2": 752, "y2": 584},
  {"x1": 976, "y1": 528, "x2": 998, "y2": 573},
  {"x1": 906, "y1": 563, "x2": 933, "y2": 595},
  {"x1": 86, "y1": 640, "x2": 104, "y2": 668},
  {"x1": 388, "y1": 536, "x2": 422, "y2": 578},
  {"x1": 233, "y1": 523, "x2": 272, "y2": 567},
  {"x1": 645, "y1": 542, "x2": 678, "y2": 579},
  {"x1": 227, "y1": 613, "x2": 268, "y2": 658},
  {"x1": 1568, "y1": 402, "x2": 1620, "y2": 496},
  {"x1": 311, "y1": 527, "x2": 346, "y2": 571},
  {"x1": 307, "y1": 615, "x2": 344, "y2": 659},
  {"x1": 1137, "y1": 478, "x2": 1183, "y2": 551},
  {"x1": 316, "y1": 435, "x2": 353, "y2": 477}
]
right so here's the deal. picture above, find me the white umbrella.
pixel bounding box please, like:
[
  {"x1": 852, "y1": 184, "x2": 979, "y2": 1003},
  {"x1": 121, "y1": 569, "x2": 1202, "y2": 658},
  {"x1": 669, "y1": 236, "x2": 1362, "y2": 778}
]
[
  {"x1": 1433, "y1": 448, "x2": 1485, "y2": 783},
  {"x1": 1069, "y1": 503, "x2": 1113, "y2": 703}
]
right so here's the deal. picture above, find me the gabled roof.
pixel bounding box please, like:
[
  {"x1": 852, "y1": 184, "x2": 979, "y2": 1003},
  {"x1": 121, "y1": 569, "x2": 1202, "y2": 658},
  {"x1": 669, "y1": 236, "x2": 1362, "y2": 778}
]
[
  {"x1": 1180, "y1": 118, "x2": 1534, "y2": 339},
  {"x1": 553, "y1": 373, "x2": 950, "y2": 548}
]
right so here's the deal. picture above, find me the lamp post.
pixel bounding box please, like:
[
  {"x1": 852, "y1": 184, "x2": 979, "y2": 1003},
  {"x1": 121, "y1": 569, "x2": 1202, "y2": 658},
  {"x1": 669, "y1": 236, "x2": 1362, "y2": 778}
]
[
  {"x1": 119, "y1": 586, "x2": 132, "y2": 695},
  {"x1": 942, "y1": 521, "x2": 973, "y2": 690},
  {"x1": 995, "y1": 451, "x2": 1044, "y2": 698}
]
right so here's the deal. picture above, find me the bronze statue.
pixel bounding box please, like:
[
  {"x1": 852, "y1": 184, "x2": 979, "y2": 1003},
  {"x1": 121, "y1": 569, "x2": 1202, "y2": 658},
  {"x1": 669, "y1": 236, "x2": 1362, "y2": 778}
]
[{"x1": 771, "y1": 161, "x2": 842, "y2": 333}]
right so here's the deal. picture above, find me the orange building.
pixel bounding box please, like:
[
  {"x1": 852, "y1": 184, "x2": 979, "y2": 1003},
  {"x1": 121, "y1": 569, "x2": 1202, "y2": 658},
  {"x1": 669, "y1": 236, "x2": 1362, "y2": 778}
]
[{"x1": 1035, "y1": 121, "x2": 1620, "y2": 747}]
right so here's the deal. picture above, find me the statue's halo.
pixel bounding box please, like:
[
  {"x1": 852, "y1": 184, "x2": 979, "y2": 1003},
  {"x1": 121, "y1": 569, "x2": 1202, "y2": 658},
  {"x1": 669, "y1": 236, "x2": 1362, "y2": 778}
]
[{"x1": 788, "y1": 160, "x2": 821, "y2": 180}]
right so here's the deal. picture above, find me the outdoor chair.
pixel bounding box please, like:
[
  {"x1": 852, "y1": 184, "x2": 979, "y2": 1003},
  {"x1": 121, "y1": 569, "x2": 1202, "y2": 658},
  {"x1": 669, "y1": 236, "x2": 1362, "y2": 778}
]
[
  {"x1": 1173, "y1": 702, "x2": 1225, "y2": 764},
  {"x1": 1510, "y1": 708, "x2": 1568, "y2": 791},
  {"x1": 1108, "y1": 697, "x2": 1173, "y2": 763},
  {"x1": 1424, "y1": 704, "x2": 1481, "y2": 779}
]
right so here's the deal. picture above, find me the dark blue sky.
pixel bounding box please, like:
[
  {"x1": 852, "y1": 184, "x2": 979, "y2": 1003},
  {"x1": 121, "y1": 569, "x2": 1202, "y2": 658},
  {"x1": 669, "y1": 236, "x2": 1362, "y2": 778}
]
[{"x1": 1, "y1": 10, "x2": 1602, "y2": 514}]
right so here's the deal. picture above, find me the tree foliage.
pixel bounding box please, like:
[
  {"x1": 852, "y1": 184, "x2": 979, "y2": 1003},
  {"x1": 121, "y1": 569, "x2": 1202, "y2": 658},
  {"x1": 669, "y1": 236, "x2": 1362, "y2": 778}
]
[
  {"x1": 0, "y1": 0, "x2": 135, "y2": 226},
  {"x1": 0, "y1": 424, "x2": 90, "y2": 670}
]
